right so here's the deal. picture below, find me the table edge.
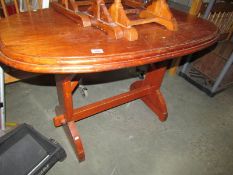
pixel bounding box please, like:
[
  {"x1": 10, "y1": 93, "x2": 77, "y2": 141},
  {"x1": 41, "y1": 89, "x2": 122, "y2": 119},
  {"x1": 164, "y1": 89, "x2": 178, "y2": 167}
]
[{"x1": 0, "y1": 31, "x2": 219, "y2": 74}]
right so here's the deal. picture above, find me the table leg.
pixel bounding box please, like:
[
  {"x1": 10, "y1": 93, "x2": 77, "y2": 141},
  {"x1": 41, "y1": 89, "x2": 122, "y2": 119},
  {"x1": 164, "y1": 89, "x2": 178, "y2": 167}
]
[
  {"x1": 55, "y1": 75, "x2": 85, "y2": 161},
  {"x1": 54, "y1": 63, "x2": 168, "y2": 161},
  {"x1": 130, "y1": 63, "x2": 167, "y2": 121}
]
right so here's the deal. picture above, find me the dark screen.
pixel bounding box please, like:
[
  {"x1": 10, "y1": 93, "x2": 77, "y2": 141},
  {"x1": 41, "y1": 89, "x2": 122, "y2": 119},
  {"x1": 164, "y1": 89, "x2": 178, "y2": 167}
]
[{"x1": 0, "y1": 134, "x2": 47, "y2": 175}]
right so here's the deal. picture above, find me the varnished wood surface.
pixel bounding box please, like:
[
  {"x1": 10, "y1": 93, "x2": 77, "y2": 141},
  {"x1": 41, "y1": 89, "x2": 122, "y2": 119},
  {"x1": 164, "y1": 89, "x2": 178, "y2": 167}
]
[{"x1": 0, "y1": 8, "x2": 218, "y2": 74}]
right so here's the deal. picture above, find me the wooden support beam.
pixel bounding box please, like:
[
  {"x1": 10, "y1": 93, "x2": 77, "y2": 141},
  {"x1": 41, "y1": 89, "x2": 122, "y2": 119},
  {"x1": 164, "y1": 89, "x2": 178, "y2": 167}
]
[{"x1": 54, "y1": 85, "x2": 151, "y2": 126}]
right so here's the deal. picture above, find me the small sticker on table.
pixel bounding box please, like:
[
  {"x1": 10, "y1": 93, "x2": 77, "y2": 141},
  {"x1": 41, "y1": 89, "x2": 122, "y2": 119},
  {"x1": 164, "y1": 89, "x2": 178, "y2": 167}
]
[{"x1": 91, "y1": 49, "x2": 104, "y2": 54}]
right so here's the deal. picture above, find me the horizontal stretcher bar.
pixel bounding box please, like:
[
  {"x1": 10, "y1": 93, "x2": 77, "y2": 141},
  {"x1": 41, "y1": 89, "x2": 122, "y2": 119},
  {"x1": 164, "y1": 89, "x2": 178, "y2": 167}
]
[{"x1": 54, "y1": 84, "x2": 153, "y2": 126}]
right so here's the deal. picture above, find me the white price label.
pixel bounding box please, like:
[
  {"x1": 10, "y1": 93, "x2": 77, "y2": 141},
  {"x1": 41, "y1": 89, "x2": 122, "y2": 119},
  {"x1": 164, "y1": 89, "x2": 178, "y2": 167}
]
[{"x1": 91, "y1": 49, "x2": 104, "y2": 54}]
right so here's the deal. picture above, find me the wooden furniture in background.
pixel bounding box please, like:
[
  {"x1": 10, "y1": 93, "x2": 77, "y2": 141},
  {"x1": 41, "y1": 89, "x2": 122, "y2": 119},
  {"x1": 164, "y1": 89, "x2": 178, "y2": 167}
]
[
  {"x1": 180, "y1": 0, "x2": 233, "y2": 96},
  {"x1": 0, "y1": 0, "x2": 19, "y2": 17},
  {"x1": 168, "y1": 0, "x2": 203, "y2": 75},
  {"x1": 0, "y1": 0, "x2": 44, "y2": 84},
  {"x1": 200, "y1": 1, "x2": 233, "y2": 40},
  {"x1": 52, "y1": 0, "x2": 177, "y2": 41},
  {"x1": 0, "y1": 0, "x2": 44, "y2": 130},
  {"x1": 0, "y1": 8, "x2": 218, "y2": 161},
  {"x1": 169, "y1": 0, "x2": 233, "y2": 76},
  {"x1": 0, "y1": 0, "x2": 37, "y2": 17}
]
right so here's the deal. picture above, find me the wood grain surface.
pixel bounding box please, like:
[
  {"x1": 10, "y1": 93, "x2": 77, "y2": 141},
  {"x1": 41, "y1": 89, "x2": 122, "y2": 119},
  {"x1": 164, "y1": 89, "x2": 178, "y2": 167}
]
[{"x1": 0, "y1": 8, "x2": 218, "y2": 74}]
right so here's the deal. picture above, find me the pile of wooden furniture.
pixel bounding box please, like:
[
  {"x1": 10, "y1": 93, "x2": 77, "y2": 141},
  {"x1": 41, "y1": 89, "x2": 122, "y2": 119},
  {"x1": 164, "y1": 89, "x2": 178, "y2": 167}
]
[{"x1": 52, "y1": 0, "x2": 177, "y2": 41}]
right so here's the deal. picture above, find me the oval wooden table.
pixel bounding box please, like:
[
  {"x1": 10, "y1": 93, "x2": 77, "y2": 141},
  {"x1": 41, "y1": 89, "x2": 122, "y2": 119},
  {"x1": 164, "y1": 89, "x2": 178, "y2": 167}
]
[{"x1": 0, "y1": 8, "x2": 218, "y2": 161}]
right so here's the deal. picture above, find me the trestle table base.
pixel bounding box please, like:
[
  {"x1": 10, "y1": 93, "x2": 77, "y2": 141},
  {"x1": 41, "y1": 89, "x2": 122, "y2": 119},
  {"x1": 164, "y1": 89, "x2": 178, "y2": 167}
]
[{"x1": 53, "y1": 63, "x2": 168, "y2": 161}]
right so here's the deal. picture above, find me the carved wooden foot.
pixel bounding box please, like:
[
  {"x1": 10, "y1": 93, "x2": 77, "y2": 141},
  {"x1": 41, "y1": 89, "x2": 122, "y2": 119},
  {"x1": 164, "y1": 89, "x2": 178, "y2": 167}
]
[
  {"x1": 67, "y1": 121, "x2": 85, "y2": 161},
  {"x1": 141, "y1": 90, "x2": 167, "y2": 121},
  {"x1": 139, "y1": 0, "x2": 177, "y2": 31},
  {"x1": 131, "y1": 81, "x2": 167, "y2": 121},
  {"x1": 130, "y1": 63, "x2": 168, "y2": 121}
]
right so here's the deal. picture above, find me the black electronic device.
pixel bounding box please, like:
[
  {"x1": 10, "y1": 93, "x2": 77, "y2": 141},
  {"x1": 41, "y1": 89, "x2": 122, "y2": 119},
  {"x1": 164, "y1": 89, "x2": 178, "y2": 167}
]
[{"x1": 0, "y1": 123, "x2": 66, "y2": 175}]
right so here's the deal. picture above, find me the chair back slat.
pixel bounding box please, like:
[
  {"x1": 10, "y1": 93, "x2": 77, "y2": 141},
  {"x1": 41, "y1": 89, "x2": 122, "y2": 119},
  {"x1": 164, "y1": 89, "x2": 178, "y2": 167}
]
[
  {"x1": 1, "y1": 0, "x2": 44, "y2": 18},
  {"x1": 0, "y1": 0, "x2": 9, "y2": 17},
  {"x1": 13, "y1": 0, "x2": 20, "y2": 13},
  {"x1": 189, "y1": 0, "x2": 202, "y2": 16},
  {"x1": 198, "y1": 1, "x2": 233, "y2": 40},
  {"x1": 25, "y1": 0, "x2": 31, "y2": 11},
  {"x1": 38, "y1": 0, "x2": 43, "y2": 9}
]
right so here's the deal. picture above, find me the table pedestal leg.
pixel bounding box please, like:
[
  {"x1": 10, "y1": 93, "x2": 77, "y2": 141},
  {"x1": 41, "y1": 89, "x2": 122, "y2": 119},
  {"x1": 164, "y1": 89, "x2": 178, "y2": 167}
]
[
  {"x1": 130, "y1": 64, "x2": 167, "y2": 121},
  {"x1": 67, "y1": 121, "x2": 85, "y2": 161},
  {"x1": 53, "y1": 63, "x2": 168, "y2": 161},
  {"x1": 55, "y1": 75, "x2": 85, "y2": 161}
]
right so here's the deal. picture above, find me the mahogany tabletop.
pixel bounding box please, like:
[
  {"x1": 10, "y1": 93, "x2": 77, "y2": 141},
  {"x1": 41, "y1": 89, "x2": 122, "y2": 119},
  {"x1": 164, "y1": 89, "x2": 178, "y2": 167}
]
[{"x1": 0, "y1": 8, "x2": 218, "y2": 74}]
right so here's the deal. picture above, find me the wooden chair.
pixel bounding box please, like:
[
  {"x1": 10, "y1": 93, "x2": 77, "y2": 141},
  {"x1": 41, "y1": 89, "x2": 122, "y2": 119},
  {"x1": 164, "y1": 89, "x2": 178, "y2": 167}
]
[
  {"x1": 199, "y1": 1, "x2": 233, "y2": 40},
  {"x1": 0, "y1": 0, "x2": 44, "y2": 83},
  {"x1": 0, "y1": 0, "x2": 49, "y2": 130}
]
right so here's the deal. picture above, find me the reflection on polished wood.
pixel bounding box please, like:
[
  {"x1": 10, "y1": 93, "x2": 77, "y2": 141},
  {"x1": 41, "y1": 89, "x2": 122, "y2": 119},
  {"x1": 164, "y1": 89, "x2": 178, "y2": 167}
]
[
  {"x1": 0, "y1": 8, "x2": 218, "y2": 74},
  {"x1": 0, "y1": 8, "x2": 218, "y2": 161}
]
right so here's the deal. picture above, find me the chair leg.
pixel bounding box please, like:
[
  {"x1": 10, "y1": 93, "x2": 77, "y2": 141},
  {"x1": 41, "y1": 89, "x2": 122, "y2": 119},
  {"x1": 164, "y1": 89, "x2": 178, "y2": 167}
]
[{"x1": 168, "y1": 57, "x2": 182, "y2": 76}]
